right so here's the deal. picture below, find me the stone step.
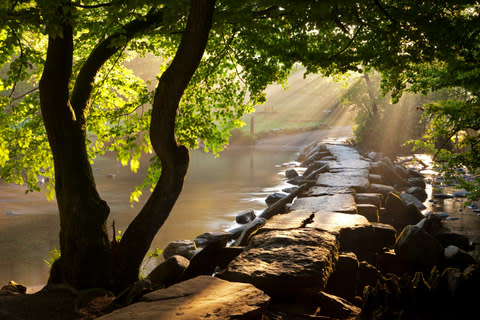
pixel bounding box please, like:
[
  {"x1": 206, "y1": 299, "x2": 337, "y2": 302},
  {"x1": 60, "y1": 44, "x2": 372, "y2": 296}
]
[
  {"x1": 97, "y1": 276, "x2": 270, "y2": 320},
  {"x1": 291, "y1": 194, "x2": 358, "y2": 214},
  {"x1": 217, "y1": 228, "x2": 339, "y2": 297}
]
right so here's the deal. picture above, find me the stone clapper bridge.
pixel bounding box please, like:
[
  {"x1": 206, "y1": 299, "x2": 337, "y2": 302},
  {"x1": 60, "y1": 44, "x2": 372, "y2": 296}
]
[{"x1": 99, "y1": 142, "x2": 400, "y2": 319}]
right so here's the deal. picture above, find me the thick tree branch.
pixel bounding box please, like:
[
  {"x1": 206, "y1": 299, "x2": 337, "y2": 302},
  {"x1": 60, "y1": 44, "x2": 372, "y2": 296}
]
[
  {"x1": 70, "y1": 8, "x2": 164, "y2": 127},
  {"x1": 114, "y1": 0, "x2": 215, "y2": 291}
]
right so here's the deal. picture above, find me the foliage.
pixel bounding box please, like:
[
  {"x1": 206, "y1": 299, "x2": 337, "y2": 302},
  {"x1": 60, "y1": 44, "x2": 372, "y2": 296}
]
[
  {"x1": 411, "y1": 98, "x2": 480, "y2": 199},
  {"x1": 2, "y1": 0, "x2": 480, "y2": 289},
  {"x1": 139, "y1": 248, "x2": 163, "y2": 279},
  {"x1": 43, "y1": 248, "x2": 61, "y2": 268},
  {"x1": 341, "y1": 71, "x2": 424, "y2": 156}
]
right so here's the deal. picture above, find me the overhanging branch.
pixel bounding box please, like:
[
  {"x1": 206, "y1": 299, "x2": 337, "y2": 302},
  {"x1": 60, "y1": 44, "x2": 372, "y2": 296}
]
[{"x1": 70, "y1": 8, "x2": 165, "y2": 125}]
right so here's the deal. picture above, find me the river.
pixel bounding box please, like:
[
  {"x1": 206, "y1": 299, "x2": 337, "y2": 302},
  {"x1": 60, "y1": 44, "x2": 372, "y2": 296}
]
[{"x1": 0, "y1": 126, "x2": 352, "y2": 291}]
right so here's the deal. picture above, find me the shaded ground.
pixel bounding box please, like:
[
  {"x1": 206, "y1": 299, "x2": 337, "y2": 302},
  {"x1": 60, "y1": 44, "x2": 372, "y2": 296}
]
[{"x1": 0, "y1": 286, "x2": 115, "y2": 320}]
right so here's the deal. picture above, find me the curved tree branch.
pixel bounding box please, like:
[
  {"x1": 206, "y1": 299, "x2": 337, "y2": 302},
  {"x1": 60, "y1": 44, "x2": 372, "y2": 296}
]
[
  {"x1": 114, "y1": 0, "x2": 215, "y2": 291},
  {"x1": 70, "y1": 8, "x2": 164, "y2": 127}
]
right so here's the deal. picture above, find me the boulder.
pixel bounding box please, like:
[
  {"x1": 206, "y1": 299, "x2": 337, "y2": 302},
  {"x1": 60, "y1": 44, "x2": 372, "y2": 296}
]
[
  {"x1": 218, "y1": 228, "x2": 339, "y2": 297},
  {"x1": 326, "y1": 252, "x2": 359, "y2": 300},
  {"x1": 357, "y1": 261, "x2": 381, "y2": 292},
  {"x1": 297, "y1": 142, "x2": 322, "y2": 162},
  {"x1": 370, "y1": 160, "x2": 407, "y2": 186},
  {"x1": 368, "y1": 173, "x2": 383, "y2": 184},
  {"x1": 377, "y1": 250, "x2": 413, "y2": 275},
  {"x1": 285, "y1": 168, "x2": 299, "y2": 179},
  {"x1": 407, "y1": 167, "x2": 423, "y2": 178},
  {"x1": 400, "y1": 192, "x2": 427, "y2": 210},
  {"x1": 367, "y1": 183, "x2": 395, "y2": 199},
  {"x1": 302, "y1": 161, "x2": 329, "y2": 178},
  {"x1": 194, "y1": 231, "x2": 232, "y2": 248},
  {"x1": 433, "y1": 193, "x2": 453, "y2": 199},
  {"x1": 291, "y1": 194, "x2": 357, "y2": 214},
  {"x1": 383, "y1": 192, "x2": 424, "y2": 231},
  {"x1": 287, "y1": 176, "x2": 306, "y2": 185},
  {"x1": 394, "y1": 225, "x2": 443, "y2": 268},
  {"x1": 315, "y1": 291, "x2": 361, "y2": 319},
  {"x1": 0, "y1": 281, "x2": 26, "y2": 296},
  {"x1": 355, "y1": 193, "x2": 384, "y2": 209},
  {"x1": 395, "y1": 164, "x2": 409, "y2": 179},
  {"x1": 407, "y1": 186, "x2": 428, "y2": 203},
  {"x1": 265, "y1": 192, "x2": 288, "y2": 206},
  {"x1": 114, "y1": 279, "x2": 153, "y2": 307},
  {"x1": 300, "y1": 150, "x2": 331, "y2": 167},
  {"x1": 282, "y1": 186, "x2": 298, "y2": 193},
  {"x1": 339, "y1": 223, "x2": 396, "y2": 259},
  {"x1": 163, "y1": 240, "x2": 197, "y2": 260},
  {"x1": 233, "y1": 218, "x2": 266, "y2": 246},
  {"x1": 98, "y1": 276, "x2": 270, "y2": 320},
  {"x1": 444, "y1": 245, "x2": 478, "y2": 269},
  {"x1": 235, "y1": 210, "x2": 256, "y2": 224},
  {"x1": 436, "y1": 232, "x2": 472, "y2": 251},
  {"x1": 259, "y1": 183, "x2": 314, "y2": 220},
  {"x1": 147, "y1": 255, "x2": 189, "y2": 288},
  {"x1": 408, "y1": 177, "x2": 426, "y2": 189},
  {"x1": 181, "y1": 241, "x2": 241, "y2": 281},
  {"x1": 321, "y1": 155, "x2": 337, "y2": 161},
  {"x1": 416, "y1": 214, "x2": 449, "y2": 236},
  {"x1": 452, "y1": 189, "x2": 471, "y2": 198},
  {"x1": 356, "y1": 204, "x2": 379, "y2": 222},
  {"x1": 367, "y1": 151, "x2": 381, "y2": 161},
  {"x1": 304, "y1": 165, "x2": 332, "y2": 181}
]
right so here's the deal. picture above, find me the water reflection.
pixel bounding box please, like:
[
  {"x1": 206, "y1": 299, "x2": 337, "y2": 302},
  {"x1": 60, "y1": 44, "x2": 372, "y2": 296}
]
[
  {"x1": 0, "y1": 146, "x2": 298, "y2": 289},
  {"x1": 0, "y1": 126, "x2": 353, "y2": 290}
]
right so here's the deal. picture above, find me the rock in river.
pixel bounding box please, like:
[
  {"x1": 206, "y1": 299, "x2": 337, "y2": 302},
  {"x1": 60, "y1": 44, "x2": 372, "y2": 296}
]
[
  {"x1": 218, "y1": 228, "x2": 339, "y2": 297},
  {"x1": 235, "y1": 209, "x2": 256, "y2": 224}
]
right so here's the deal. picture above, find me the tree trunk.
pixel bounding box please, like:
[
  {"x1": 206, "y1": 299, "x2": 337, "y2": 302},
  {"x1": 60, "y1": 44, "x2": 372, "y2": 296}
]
[
  {"x1": 39, "y1": 6, "x2": 112, "y2": 289},
  {"x1": 363, "y1": 72, "x2": 378, "y2": 116},
  {"x1": 114, "y1": 0, "x2": 215, "y2": 291}
]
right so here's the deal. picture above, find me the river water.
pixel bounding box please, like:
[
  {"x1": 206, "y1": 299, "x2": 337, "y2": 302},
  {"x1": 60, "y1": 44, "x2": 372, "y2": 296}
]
[{"x1": 0, "y1": 126, "x2": 352, "y2": 291}]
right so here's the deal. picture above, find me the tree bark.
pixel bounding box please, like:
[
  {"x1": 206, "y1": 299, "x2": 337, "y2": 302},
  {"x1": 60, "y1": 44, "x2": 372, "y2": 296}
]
[
  {"x1": 114, "y1": 0, "x2": 216, "y2": 291},
  {"x1": 363, "y1": 72, "x2": 378, "y2": 116},
  {"x1": 39, "y1": 3, "x2": 112, "y2": 289}
]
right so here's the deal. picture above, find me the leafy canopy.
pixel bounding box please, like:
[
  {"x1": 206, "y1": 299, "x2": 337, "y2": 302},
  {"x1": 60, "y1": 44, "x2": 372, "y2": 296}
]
[{"x1": 2, "y1": 0, "x2": 480, "y2": 200}]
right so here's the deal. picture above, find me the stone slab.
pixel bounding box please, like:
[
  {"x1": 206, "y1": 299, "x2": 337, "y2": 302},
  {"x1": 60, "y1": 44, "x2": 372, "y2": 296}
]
[
  {"x1": 262, "y1": 210, "x2": 369, "y2": 234},
  {"x1": 97, "y1": 276, "x2": 270, "y2": 320},
  {"x1": 302, "y1": 186, "x2": 354, "y2": 197},
  {"x1": 325, "y1": 144, "x2": 371, "y2": 170},
  {"x1": 218, "y1": 228, "x2": 338, "y2": 297},
  {"x1": 307, "y1": 212, "x2": 370, "y2": 232},
  {"x1": 355, "y1": 193, "x2": 384, "y2": 208},
  {"x1": 316, "y1": 172, "x2": 370, "y2": 192},
  {"x1": 291, "y1": 194, "x2": 358, "y2": 214}
]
